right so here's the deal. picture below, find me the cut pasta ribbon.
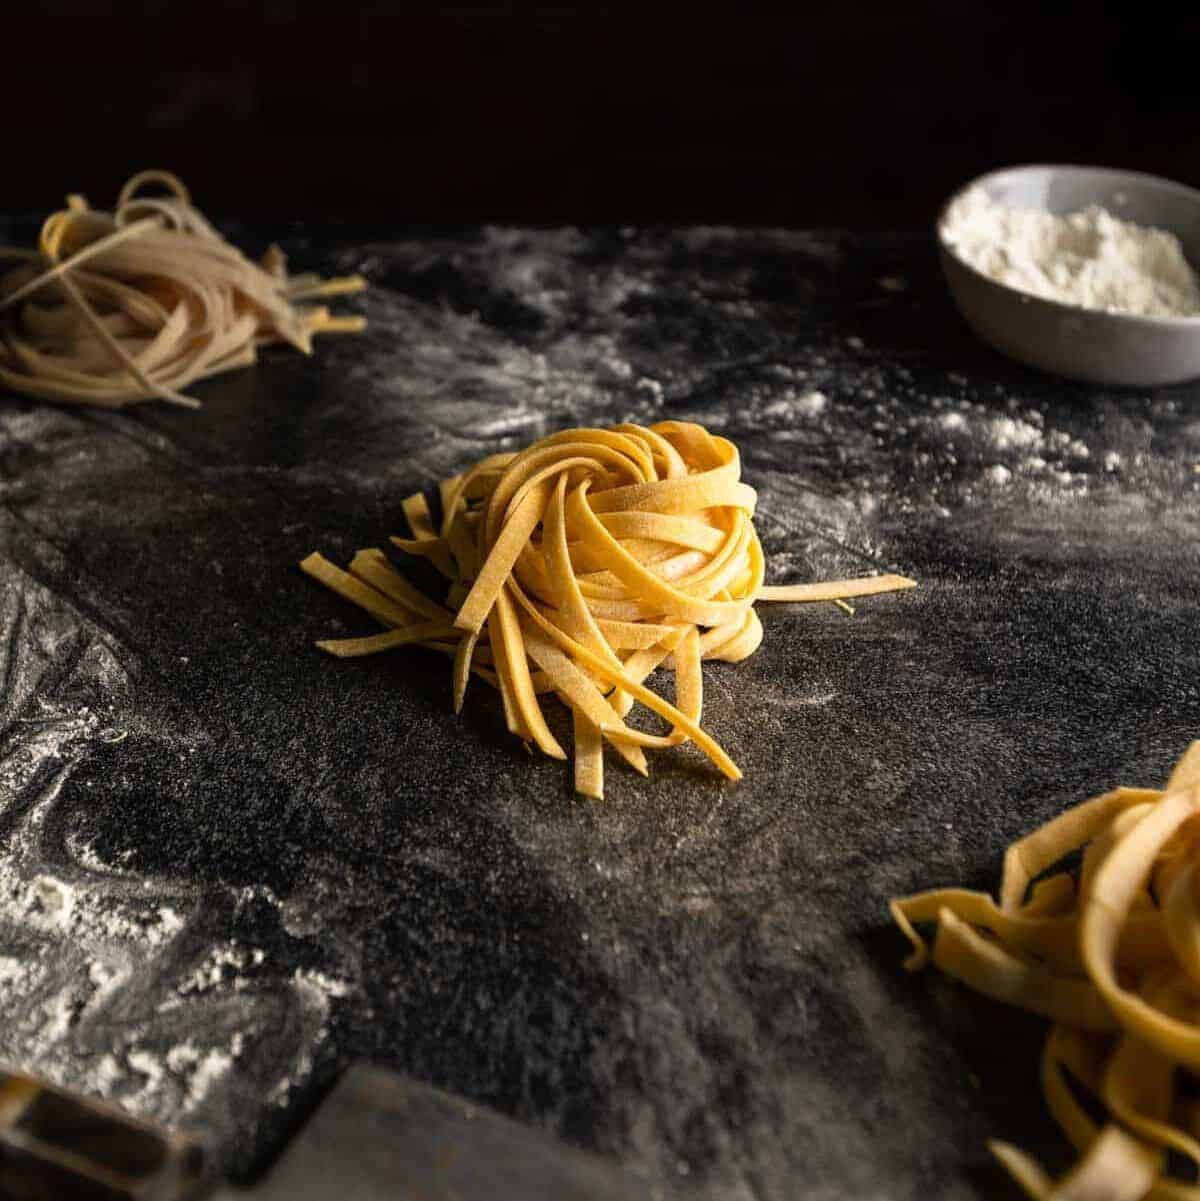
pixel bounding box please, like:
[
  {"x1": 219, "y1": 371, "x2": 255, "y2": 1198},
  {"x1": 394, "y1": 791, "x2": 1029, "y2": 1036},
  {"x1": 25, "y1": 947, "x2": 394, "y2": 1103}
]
[
  {"x1": 0, "y1": 170, "x2": 367, "y2": 408},
  {"x1": 302, "y1": 420, "x2": 915, "y2": 798},
  {"x1": 892, "y1": 743, "x2": 1200, "y2": 1200}
]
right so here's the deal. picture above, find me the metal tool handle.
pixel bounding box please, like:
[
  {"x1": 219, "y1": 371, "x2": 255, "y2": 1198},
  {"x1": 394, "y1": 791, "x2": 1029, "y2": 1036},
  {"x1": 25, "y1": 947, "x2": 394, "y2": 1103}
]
[{"x1": 0, "y1": 1066, "x2": 205, "y2": 1200}]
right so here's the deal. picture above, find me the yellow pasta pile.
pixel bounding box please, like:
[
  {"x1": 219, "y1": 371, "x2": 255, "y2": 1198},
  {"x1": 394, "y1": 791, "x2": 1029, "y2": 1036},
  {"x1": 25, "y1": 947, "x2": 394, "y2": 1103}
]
[
  {"x1": 892, "y1": 743, "x2": 1200, "y2": 1200},
  {"x1": 0, "y1": 170, "x2": 366, "y2": 409},
  {"x1": 302, "y1": 420, "x2": 915, "y2": 798}
]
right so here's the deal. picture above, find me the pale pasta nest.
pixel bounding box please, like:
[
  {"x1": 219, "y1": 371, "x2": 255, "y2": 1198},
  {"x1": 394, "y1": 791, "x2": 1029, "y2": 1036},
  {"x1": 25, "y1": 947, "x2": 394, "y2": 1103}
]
[{"x1": 0, "y1": 170, "x2": 365, "y2": 409}]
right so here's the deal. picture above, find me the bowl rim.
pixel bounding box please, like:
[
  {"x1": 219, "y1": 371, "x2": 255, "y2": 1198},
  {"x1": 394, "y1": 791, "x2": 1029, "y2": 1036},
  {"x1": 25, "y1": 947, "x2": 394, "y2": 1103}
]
[{"x1": 936, "y1": 163, "x2": 1200, "y2": 328}]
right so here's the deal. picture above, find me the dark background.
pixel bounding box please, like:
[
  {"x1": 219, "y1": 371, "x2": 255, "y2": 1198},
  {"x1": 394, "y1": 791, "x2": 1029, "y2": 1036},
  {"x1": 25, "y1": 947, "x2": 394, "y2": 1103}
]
[{"x1": 11, "y1": 2, "x2": 1200, "y2": 229}]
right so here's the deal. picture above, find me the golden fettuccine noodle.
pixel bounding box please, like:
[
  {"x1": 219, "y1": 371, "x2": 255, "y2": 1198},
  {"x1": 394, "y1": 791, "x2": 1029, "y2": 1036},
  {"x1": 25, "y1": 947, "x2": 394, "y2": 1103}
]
[
  {"x1": 0, "y1": 170, "x2": 366, "y2": 408},
  {"x1": 301, "y1": 420, "x2": 916, "y2": 798},
  {"x1": 892, "y1": 743, "x2": 1200, "y2": 1200}
]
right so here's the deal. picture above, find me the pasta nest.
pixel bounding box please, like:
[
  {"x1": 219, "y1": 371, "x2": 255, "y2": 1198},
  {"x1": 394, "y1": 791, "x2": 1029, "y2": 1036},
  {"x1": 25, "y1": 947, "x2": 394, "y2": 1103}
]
[
  {"x1": 0, "y1": 169, "x2": 365, "y2": 408},
  {"x1": 303, "y1": 420, "x2": 914, "y2": 798},
  {"x1": 893, "y1": 742, "x2": 1200, "y2": 1200}
]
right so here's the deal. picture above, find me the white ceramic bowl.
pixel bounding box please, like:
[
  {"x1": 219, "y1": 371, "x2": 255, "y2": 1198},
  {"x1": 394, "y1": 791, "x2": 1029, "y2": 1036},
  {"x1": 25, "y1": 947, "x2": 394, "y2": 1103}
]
[{"x1": 937, "y1": 165, "x2": 1200, "y2": 387}]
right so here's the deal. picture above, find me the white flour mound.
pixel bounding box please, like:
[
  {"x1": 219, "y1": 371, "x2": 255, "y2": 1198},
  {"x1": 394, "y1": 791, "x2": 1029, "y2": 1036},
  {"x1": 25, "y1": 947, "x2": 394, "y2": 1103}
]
[{"x1": 941, "y1": 186, "x2": 1200, "y2": 318}]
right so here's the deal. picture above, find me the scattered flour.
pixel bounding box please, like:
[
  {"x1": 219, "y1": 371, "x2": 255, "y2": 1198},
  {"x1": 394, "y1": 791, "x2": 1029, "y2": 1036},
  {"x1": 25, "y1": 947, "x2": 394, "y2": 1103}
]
[
  {"x1": 761, "y1": 389, "x2": 827, "y2": 421},
  {"x1": 989, "y1": 416, "x2": 1044, "y2": 452},
  {"x1": 157, "y1": 906, "x2": 185, "y2": 938},
  {"x1": 942, "y1": 186, "x2": 1200, "y2": 317},
  {"x1": 891, "y1": 391, "x2": 1112, "y2": 505},
  {"x1": 27, "y1": 991, "x2": 72, "y2": 1047},
  {"x1": 166, "y1": 1042, "x2": 237, "y2": 1109},
  {"x1": 179, "y1": 943, "x2": 267, "y2": 995},
  {"x1": 293, "y1": 967, "x2": 351, "y2": 1001},
  {"x1": 86, "y1": 958, "x2": 126, "y2": 1009},
  {"x1": 127, "y1": 1049, "x2": 165, "y2": 1094},
  {"x1": 92, "y1": 1053, "x2": 124, "y2": 1093},
  {"x1": 0, "y1": 860, "x2": 188, "y2": 950}
]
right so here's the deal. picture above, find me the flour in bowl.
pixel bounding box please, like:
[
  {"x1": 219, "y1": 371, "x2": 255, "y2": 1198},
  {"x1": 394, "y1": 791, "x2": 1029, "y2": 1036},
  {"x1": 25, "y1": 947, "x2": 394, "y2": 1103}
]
[{"x1": 941, "y1": 186, "x2": 1200, "y2": 317}]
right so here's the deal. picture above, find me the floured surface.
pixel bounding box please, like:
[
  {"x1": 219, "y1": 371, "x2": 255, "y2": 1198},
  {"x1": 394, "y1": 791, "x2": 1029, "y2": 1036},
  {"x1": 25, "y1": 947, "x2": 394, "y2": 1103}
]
[{"x1": 0, "y1": 221, "x2": 1199, "y2": 1196}]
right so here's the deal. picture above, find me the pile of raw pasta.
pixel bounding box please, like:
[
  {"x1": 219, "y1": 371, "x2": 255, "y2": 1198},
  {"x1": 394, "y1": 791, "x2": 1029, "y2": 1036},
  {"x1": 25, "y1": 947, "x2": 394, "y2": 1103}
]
[
  {"x1": 303, "y1": 420, "x2": 914, "y2": 798},
  {"x1": 893, "y1": 743, "x2": 1200, "y2": 1200},
  {"x1": 0, "y1": 170, "x2": 366, "y2": 408}
]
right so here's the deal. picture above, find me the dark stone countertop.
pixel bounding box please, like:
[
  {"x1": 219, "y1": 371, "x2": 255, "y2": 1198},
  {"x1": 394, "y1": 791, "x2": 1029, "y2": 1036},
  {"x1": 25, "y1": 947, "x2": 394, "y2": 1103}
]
[{"x1": 1, "y1": 223, "x2": 1199, "y2": 1199}]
